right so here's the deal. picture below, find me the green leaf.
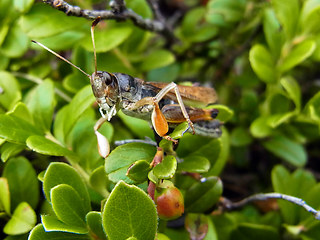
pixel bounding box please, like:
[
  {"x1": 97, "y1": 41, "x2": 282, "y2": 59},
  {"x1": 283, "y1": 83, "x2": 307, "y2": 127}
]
[
  {"x1": 209, "y1": 128, "x2": 230, "y2": 176},
  {"x1": 20, "y1": 4, "x2": 87, "y2": 39},
  {"x1": 26, "y1": 135, "x2": 73, "y2": 156},
  {"x1": 43, "y1": 162, "x2": 90, "y2": 211},
  {"x1": 68, "y1": 110, "x2": 113, "y2": 167},
  {"x1": 268, "y1": 112, "x2": 296, "y2": 128},
  {"x1": 230, "y1": 127, "x2": 253, "y2": 147},
  {"x1": 51, "y1": 184, "x2": 89, "y2": 230},
  {"x1": 0, "y1": 55, "x2": 9, "y2": 70},
  {"x1": 153, "y1": 155, "x2": 177, "y2": 179},
  {"x1": 188, "y1": 138, "x2": 221, "y2": 169},
  {"x1": 13, "y1": 0, "x2": 34, "y2": 13},
  {"x1": 102, "y1": 181, "x2": 157, "y2": 240},
  {"x1": 250, "y1": 116, "x2": 273, "y2": 138},
  {"x1": 118, "y1": 111, "x2": 153, "y2": 139},
  {"x1": 278, "y1": 39, "x2": 316, "y2": 73},
  {"x1": 63, "y1": 73, "x2": 88, "y2": 93},
  {"x1": 271, "y1": 165, "x2": 316, "y2": 224},
  {"x1": 263, "y1": 135, "x2": 307, "y2": 167},
  {"x1": 249, "y1": 44, "x2": 277, "y2": 83},
  {"x1": 231, "y1": 222, "x2": 280, "y2": 240},
  {"x1": 263, "y1": 8, "x2": 284, "y2": 58},
  {"x1": 0, "y1": 142, "x2": 25, "y2": 162},
  {"x1": 0, "y1": 114, "x2": 42, "y2": 144},
  {"x1": 147, "y1": 63, "x2": 180, "y2": 83},
  {"x1": 28, "y1": 224, "x2": 90, "y2": 240},
  {"x1": 86, "y1": 212, "x2": 107, "y2": 240},
  {"x1": 299, "y1": 0, "x2": 320, "y2": 34},
  {"x1": 54, "y1": 85, "x2": 95, "y2": 143},
  {"x1": 178, "y1": 156, "x2": 210, "y2": 173},
  {"x1": 169, "y1": 122, "x2": 189, "y2": 139},
  {"x1": 34, "y1": 31, "x2": 86, "y2": 51},
  {"x1": 126, "y1": 0, "x2": 152, "y2": 18},
  {"x1": 0, "y1": 177, "x2": 10, "y2": 214},
  {"x1": 272, "y1": 0, "x2": 299, "y2": 39},
  {"x1": 185, "y1": 176, "x2": 223, "y2": 213},
  {"x1": 26, "y1": 79, "x2": 56, "y2": 132},
  {"x1": 89, "y1": 166, "x2": 110, "y2": 196},
  {"x1": 0, "y1": 22, "x2": 29, "y2": 58},
  {"x1": 303, "y1": 91, "x2": 320, "y2": 121},
  {"x1": 156, "y1": 233, "x2": 171, "y2": 240},
  {"x1": 206, "y1": 0, "x2": 246, "y2": 27},
  {"x1": 4, "y1": 202, "x2": 36, "y2": 235},
  {"x1": 8, "y1": 102, "x2": 33, "y2": 124},
  {"x1": 0, "y1": 71, "x2": 21, "y2": 110},
  {"x1": 64, "y1": 85, "x2": 96, "y2": 135},
  {"x1": 97, "y1": 51, "x2": 136, "y2": 75},
  {"x1": 81, "y1": 27, "x2": 132, "y2": 53},
  {"x1": 3, "y1": 157, "x2": 39, "y2": 210},
  {"x1": 180, "y1": 7, "x2": 218, "y2": 42},
  {"x1": 204, "y1": 217, "x2": 218, "y2": 240},
  {"x1": 126, "y1": 160, "x2": 151, "y2": 183},
  {"x1": 271, "y1": 165, "x2": 291, "y2": 194},
  {"x1": 280, "y1": 77, "x2": 301, "y2": 110},
  {"x1": 300, "y1": 183, "x2": 320, "y2": 222},
  {"x1": 0, "y1": 0, "x2": 14, "y2": 26},
  {"x1": 140, "y1": 50, "x2": 175, "y2": 71},
  {"x1": 41, "y1": 215, "x2": 88, "y2": 234},
  {"x1": 105, "y1": 143, "x2": 156, "y2": 183},
  {"x1": 148, "y1": 169, "x2": 158, "y2": 184}
]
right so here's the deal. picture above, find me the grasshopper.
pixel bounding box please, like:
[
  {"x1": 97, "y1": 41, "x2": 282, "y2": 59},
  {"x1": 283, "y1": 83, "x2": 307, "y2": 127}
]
[{"x1": 32, "y1": 18, "x2": 221, "y2": 157}]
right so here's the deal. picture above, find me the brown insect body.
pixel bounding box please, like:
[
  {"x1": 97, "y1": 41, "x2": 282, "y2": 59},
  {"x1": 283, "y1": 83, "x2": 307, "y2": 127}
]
[
  {"x1": 33, "y1": 18, "x2": 222, "y2": 143},
  {"x1": 90, "y1": 71, "x2": 222, "y2": 138}
]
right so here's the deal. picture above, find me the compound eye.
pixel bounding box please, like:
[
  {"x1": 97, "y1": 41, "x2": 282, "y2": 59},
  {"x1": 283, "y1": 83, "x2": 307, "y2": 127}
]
[{"x1": 104, "y1": 74, "x2": 112, "y2": 85}]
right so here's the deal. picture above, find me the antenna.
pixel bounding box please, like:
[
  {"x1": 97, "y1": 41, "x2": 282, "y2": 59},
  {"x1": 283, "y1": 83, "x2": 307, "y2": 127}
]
[
  {"x1": 91, "y1": 17, "x2": 101, "y2": 75},
  {"x1": 31, "y1": 40, "x2": 91, "y2": 79}
]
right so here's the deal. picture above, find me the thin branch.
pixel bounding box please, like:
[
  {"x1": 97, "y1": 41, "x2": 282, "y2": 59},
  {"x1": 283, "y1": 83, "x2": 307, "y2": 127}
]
[
  {"x1": 220, "y1": 193, "x2": 320, "y2": 221},
  {"x1": 115, "y1": 137, "x2": 157, "y2": 147},
  {"x1": 43, "y1": 0, "x2": 175, "y2": 43},
  {"x1": 146, "y1": 0, "x2": 164, "y2": 22}
]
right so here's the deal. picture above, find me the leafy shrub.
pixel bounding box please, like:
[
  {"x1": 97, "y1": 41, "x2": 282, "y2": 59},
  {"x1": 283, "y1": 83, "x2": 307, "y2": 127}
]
[{"x1": 0, "y1": 0, "x2": 320, "y2": 239}]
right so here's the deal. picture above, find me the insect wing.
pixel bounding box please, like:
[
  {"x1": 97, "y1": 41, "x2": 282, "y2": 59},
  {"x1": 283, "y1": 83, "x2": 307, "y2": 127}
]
[{"x1": 147, "y1": 82, "x2": 218, "y2": 108}]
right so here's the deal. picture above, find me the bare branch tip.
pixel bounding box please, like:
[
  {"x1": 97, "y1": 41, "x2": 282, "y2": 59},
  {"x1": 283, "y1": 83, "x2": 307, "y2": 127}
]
[{"x1": 92, "y1": 16, "x2": 101, "y2": 27}]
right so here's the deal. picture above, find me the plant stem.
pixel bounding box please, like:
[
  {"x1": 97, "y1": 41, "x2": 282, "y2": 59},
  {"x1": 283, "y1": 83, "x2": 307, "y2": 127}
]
[{"x1": 220, "y1": 193, "x2": 320, "y2": 220}]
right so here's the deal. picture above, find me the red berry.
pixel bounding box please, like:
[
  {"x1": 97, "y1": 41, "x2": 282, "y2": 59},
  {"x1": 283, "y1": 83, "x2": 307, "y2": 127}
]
[{"x1": 155, "y1": 184, "x2": 184, "y2": 220}]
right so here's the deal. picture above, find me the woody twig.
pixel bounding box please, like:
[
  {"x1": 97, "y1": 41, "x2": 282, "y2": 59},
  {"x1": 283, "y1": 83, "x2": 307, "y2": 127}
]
[{"x1": 43, "y1": 0, "x2": 176, "y2": 44}]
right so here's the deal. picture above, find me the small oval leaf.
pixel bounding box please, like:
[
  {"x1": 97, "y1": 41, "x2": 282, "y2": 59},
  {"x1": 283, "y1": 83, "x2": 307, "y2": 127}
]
[
  {"x1": 4, "y1": 202, "x2": 36, "y2": 235},
  {"x1": 263, "y1": 135, "x2": 307, "y2": 167},
  {"x1": 249, "y1": 44, "x2": 277, "y2": 83},
  {"x1": 141, "y1": 50, "x2": 175, "y2": 71},
  {"x1": 278, "y1": 39, "x2": 316, "y2": 73},
  {"x1": 102, "y1": 181, "x2": 157, "y2": 240},
  {"x1": 178, "y1": 156, "x2": 210, "y2": 173},
  {"x1": 126, "y1": 160, "x2": 151, "y2": 183},
  {"x1": 51, "y1": 184, "x2": 88, "y2": 230},
  {"x1": 43, "y1": 162, "x2": 90, "y2": 211},
  {"x1": 26, "y1": 135, "x2": 73, "y2": 156},
  {"x1": 153, "y1": 155, "x2": 177, "y2": 179},
  {"x1": 185, "y1": 177, "x2": 223, "y2": 213}
]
